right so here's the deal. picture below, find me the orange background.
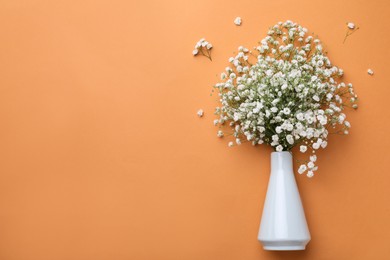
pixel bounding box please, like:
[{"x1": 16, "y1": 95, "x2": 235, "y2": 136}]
[{"x1": 0, "y1": 0, "x2": 389, "y2": 259}]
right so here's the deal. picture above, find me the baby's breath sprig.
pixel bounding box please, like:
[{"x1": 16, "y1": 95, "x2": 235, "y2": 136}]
[
  {"x1": 193, "y1": 38, "x2": 213, "y2": 61},
  {"x1": 213, "y1": 20, "x2": 358, "y2": 178},
  {"x1": 343, "y1": 22, "x2": 359, "y2": 43}
]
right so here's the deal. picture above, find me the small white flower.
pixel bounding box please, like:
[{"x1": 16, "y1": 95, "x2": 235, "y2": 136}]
[
  {"x1": 217, "y1": 130, "x2": 224, "y2": 138},
  {"x1": 197, "y1": 109, "x2": 204, "y2": 117},
  {"x1": 313, "y1": 95, "x2": 320, "y2": 102},
  {"x1": 308, "y1": 161, "x2": 315, "y2": 168},
  {"x1": 300, "y1": 145, "x2": 307, "y2": 153},
  {"x1": 310, "y1": 155, "x2": 317, "y2": 162},
  {"x1": 321, "y1": 141, "x2": 328, "y2": 148},
  {"x1": 307, "y1": 170, "x2": 314, "y2": 178},
  {"x1": 283, "y1": 108, "x2": 291, "y2": 115},
  {"x1": 228, "y1": 141, "x2": 234, "y2": 147},
  {"x1": 213, "y1": 119, "x2": 219, "y2": 126},
  {"x1": 270, "y1": 107, "x2": 278, "y2": 113},
  {"x1": 367, "y1": 69, "x2": 374, "y2": 75},
  {"x1": 313, "y1": 143, "x2": 320, "y2": 149},
  {"x1": 298, "y1": 164, "x2": 307, "y2": 174},
  {"x1": 347, "y1": 22, "x2": 355, "y2": 29},
  {"x1": 234, "y1": 17, "x2": 242, "y2": 26},
  {"x1": 296, "y1": 113, "x2": 304, "y2": 121},
  {"x1": 236, "y1": 138, "x2": 242, "y2": 145},
  {"x1": 192, "y1": 49, "x2": 198, "y2": 56},
  {"x1": 206, "y1": 43, "x2": 213, "y2": 50},
  {"x1": 286, "y1": 135, "x2": 294, "y2": 145},
  {"x1": 276, "y1": 145, "x2": 283, "y2": 152}
]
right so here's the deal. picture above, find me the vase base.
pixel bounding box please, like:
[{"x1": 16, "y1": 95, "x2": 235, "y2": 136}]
[
  {"x1": 259, "y1": 240, "x2": 309, "y2": 251},
  {"x1": 263, "y1": 245, "x2": 305, "y2": 251}
]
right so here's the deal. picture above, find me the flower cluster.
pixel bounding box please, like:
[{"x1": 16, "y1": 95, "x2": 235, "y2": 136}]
[
  {"x1": 193, "y1": 38, "x2": 213, "y2": 61},
  {"x1": 213, "y1": 20, "x2": 358, "y2": 177}
]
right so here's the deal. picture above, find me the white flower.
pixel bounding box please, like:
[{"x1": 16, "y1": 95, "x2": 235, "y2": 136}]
[
  {"x1": 307, "y1": 171, "x2": 314, "y2": 178},
  {"x1": 206, "y1": 43, "x2": 213, "y2": 50},
  {"x1": 276, "y1": 145, "x2": 283, "y2": 152},
  {"x1": 310, "y1": 155, "x2": 317, "y2": 162},
  {"x1": 270, "y1": 107, "x2": 278, "y2": 113},
  {"x1": 313, "y1": 143, "x2": 320, "y2": 149},
  {"x1": 234, "y1": 17, "x2": 242, "y2": 26},
  {"x1": 298, "y1": 164, "x2": 307, "y2": 174},
  {"x1": 286, "y1": 135, "x2": 294, "y2": 145},
  {"x1": 347, "y1": 22, "x2": 355, "y2": 29},
  {"x1": 367, "y1": 69, "x2": 374, "y2": 75},
  {"x1": 313, "y1": 95, "x2": 320, "y2": 102},
  {"x1": 300, "y1": 145, "x2": 307, "y2": 153},
  {"x1": 308, "y1": 161, "x2": 315, "y2": 168},
  {"x1": 213, "y1": 119, "x2": 219, "y2": 126},
  {"x1": 296, "y1": 113, "x2": 304, "y2": 121},
  {"x1": 228, "y1": 141, "x2": 234, "y2": 147},
  {"x1": 217, "y1": 130, "x2": 224, "y2": 138},
  {"x1": 236, "y1": 138, "x2": 242, "y2": 145},
  {"x1": 321, "y1": 141, "x2": 328, "y2": 148},
  {"x1": 192, "y1": 49, "x2": 198, "y2": 56},
  {"x1": 197, "y1": 109, "x2": 204, "y2": 117},
  {"x1": 283, "y1": 108, "x2": 291, "y2": 115}
]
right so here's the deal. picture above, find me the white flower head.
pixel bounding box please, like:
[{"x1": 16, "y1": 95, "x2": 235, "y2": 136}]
[
  {"x1": 234, "y1": 17, "x2": 242, "y2": 26},
  {"x1": 347, "y1": 22, "x2": 355, "y2": 29},
  {"x1": 228, "y1": 141, "x2": 234, "y2": 147},
  {"x1": 197, "y1": 109, "x2": 204, "y2": 117},
  {"x1": 276, "y1": 145, "x2": 283, "y2": 152},
  {"x1": 300, "y1": 145, "x2": 307, "y2": 153},
  {"x1": 367, "y1": 69, "x2": 374, "y2": 75},
  {"x1": 298, "y1": 164, "x2": 307, "y2": 174},
  {"x1": 217, "y1": 130, "x2": 224, "y2": 138},
  {"x1": 286, "y1": 135, "x2": 294, "y2": 145}
]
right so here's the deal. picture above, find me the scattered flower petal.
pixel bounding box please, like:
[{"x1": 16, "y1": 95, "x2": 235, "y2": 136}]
[{"x1": 367, "y1": 69, "x2": 374, "y2": 75}]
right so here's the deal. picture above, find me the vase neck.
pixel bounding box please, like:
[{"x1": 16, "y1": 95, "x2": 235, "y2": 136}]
[{"x1": 271, "y1": 152, "x2": 293, "y2": 173}]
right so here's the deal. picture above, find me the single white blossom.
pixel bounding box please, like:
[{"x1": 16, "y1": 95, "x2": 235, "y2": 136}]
[
  {"x1": 367, "y1": 69, "x2": 374, "y2": 75},
  {"x1": 228, "y1": 141, "x2": 234, "y2": 147},
  {"x1": 347, "y1": 22, "x2": 355, "y2": 29},
  {"x1": 300, "y1": 145, "x2": 307, "y2": 153},
  {"x1": 234, "y1": 17, "x2": 242, "y2": 26},
  {"x1": 197, "y1": 109, "x2": 204, "y2": 117},
  {"x1": 217, "y1": 130, "x2": 224, "y2": 138},
  {"x1": 298, "y1": 165, "x2": 307, "y2": 174}
]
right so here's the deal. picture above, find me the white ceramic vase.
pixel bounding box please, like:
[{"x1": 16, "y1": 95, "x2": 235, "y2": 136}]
[{"x1": 258, "y1": 151, "x2": 311, "y2": 250}]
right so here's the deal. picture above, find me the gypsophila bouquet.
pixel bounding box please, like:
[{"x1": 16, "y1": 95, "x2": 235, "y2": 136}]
[{"x1": 213, "y1": 20, "x2": 358, "y2": 178}]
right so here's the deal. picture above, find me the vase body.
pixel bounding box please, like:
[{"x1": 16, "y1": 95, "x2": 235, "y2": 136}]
[{"x1": 258, "y1": 152, "x2": 310, "y2": 250}]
